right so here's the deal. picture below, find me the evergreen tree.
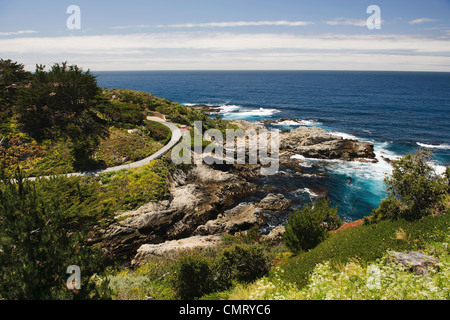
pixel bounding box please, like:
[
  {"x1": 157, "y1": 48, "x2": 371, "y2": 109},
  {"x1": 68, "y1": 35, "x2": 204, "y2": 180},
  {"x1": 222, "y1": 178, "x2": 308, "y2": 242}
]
[
  {"x1": 0, "y1": 170, "x2": 111, "y2": 300},
  {"x1": 12, "y1": 62, "x2": 109, "y2": 169}
]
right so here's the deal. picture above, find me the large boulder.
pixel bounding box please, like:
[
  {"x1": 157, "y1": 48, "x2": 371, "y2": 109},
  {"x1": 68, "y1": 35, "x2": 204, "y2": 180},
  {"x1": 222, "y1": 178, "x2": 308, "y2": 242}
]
[
  {"x1": 131, "y1": 235, "x2": 222, "y2": 267},
  {"x1": 194, "y1": 204, "x2": 262, "y2": 236},
  {"x1": 256, "y1": 193, "x2": 292, "y2": 211},
  {"x1": 261, "y1": 226, "x2": 286, "y2": 244}
]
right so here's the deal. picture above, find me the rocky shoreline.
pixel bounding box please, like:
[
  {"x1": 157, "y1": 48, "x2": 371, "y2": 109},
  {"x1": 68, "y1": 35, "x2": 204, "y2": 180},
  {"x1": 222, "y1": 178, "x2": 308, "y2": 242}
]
[{"x1": 100, "y1": 119, "x2": 377, "y2": 266}]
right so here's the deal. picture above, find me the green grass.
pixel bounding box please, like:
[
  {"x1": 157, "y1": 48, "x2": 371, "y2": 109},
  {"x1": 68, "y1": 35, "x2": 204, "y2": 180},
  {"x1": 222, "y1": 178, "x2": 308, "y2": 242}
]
[
  {"x1": 103, "y1": 212, "x2": 450, "y2": 300},
  {"x1": 95, "y1": 158, "x2": 174, "y2": 213},
  {"x1": 216, "y1": 213, "x2": 450, "y2": 300},
  {"x1": 276, "y1": 213, "x2": 450, "y2": 289}
]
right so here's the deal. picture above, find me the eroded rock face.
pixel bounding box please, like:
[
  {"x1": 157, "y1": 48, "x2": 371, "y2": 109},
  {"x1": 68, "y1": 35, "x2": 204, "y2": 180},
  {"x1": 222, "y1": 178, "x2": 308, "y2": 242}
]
[
  {"x1": 102, "y1": 164, "x2": 258, "y2": 260},
  {"x1": 130, "y1": 193, "x2": 292, "y2": 265}
]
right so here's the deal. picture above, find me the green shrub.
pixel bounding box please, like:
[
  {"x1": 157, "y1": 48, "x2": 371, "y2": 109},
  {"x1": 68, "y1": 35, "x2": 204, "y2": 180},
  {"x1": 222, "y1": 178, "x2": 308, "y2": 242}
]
[
  {"x1": 170, "y1": 253, "x2": 214, "y2": 300},
  {"x1": 215, "y1": 244, "x2": 271, "y2": 289},
  {"x1": 284, "y1": 198, "x2": 342, "y2": 254},
  {"x1": 98, "y1": 101, "x2": 145, "y2": 128},
  {"x1": 280, "y1": 211, "x2": 450, "y2": 289},
  {"x1": 369, "y1": 149, "x2": 448, "y2": 222}
]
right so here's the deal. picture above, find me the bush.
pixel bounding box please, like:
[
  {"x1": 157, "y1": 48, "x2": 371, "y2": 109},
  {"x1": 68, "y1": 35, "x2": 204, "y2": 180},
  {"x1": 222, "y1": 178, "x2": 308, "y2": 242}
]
[
  {"x1": 215, "y1": 244, "x2": 271, "y2": 289},
  {"x1": 168, "y1": 243, "x2": 271, "y2": 299},
  {"x1": 98, "y1": 101, "x2": 145, "y2": 128},
  {"x1": 284, "y1": 198, "x2": 342, "y2": 254},
  {"x1": 170, "y1": 253, "x2": 214, "y2": 300}
]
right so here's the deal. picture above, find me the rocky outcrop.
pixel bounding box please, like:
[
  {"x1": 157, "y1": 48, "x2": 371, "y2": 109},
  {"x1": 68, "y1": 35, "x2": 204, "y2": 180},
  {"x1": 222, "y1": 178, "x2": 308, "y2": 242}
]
[
  {"x1": 101, "y1": 120, "x2": 376, "y2": 262},
  {"x1": 280, "y1": 126, "x2": 376, "y2": 162},
  {"x1": 129, "y1": 193, "x2": 292, "y2": 266},
  {"x1": 194, "y1": 204, "x2": 262, "y2": 236},
  {"x1": 226, "y1": 120, "x2": 376, "y2": 166},
  {"x1": 102, "y1": 164, "x2": 258, "y2": 260},
  {"x1": 193, "y1": 193, "x2": 291, "y2": 236},
  {"x1": 190, "y1": 104, "x2": 222, "y2": 113},
  {"x1": 131, "y1": 235, "x2": 222, "y2": 267}
]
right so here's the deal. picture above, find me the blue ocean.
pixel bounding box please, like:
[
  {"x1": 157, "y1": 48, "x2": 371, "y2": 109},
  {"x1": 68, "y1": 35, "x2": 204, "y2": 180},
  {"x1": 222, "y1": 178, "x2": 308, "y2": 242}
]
[{"x1": 95, "y1": 71, "x2": 450, "y2": 222}]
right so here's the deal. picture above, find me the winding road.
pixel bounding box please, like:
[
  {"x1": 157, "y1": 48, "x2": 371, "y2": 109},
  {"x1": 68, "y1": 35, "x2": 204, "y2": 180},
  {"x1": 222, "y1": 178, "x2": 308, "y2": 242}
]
[{"x1": 27, "y1": 117, "x2": 182, "y2": 181}]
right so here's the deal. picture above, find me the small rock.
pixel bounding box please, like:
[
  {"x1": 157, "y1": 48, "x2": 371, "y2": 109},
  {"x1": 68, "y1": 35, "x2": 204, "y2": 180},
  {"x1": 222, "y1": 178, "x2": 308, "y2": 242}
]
[
  {"x1": 389, "y1": 251, "x2": 439, "y2": 276},
  {"x1": 261, "y1": 226, "x2": 285, "y2": 244}
]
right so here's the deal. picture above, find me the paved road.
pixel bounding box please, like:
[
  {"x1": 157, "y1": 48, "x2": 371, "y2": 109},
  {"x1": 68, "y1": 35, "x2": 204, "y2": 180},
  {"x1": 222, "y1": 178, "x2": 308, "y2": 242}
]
[{"x1": 26, "y1": 118, "x2": 182, "y2": 181}]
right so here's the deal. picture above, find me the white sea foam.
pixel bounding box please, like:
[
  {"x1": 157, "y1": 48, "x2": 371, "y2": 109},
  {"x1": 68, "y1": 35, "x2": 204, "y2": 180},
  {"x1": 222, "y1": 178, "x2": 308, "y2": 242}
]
[
  {"x1": 273, "y1": 119, "x2": 321, "y2": 126},
  {"x1": 222, "y1": 107, "x2": 281, "y2": 119},
  {"x1": 434, "y1": 165, "x2": 447, "y2": 176},
  {"x1": 328, "y1": 131, "x2": 359, "y2": 141},
  {"x1": 290, "y1": 140, "x2": 400, "y2": 182},
  {"x1": 293, "y1": 188, "x2": 320, "y2": 198},
  {"x1": 417, "y1": 142, "x2": 450, "y2": 150},
  {"x1": 219, "y1": 104, "x2": 241, "y2": 113},
  {"x1": 291, "y1": 154, "x2": 307, "y2": 160}
]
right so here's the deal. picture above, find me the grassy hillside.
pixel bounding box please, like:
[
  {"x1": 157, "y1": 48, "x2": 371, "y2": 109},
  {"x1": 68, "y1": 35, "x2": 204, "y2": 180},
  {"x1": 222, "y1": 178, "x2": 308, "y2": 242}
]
[
  {"x1": 0, "y1": 60, "x2": 230, "y2": 177},
  {"x1": 0, "y1": 59, "x2": 230, "y2": 299}
]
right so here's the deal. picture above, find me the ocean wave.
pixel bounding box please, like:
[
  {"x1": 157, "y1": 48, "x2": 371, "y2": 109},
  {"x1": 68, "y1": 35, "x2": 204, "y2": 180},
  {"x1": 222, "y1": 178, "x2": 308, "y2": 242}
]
[
  {"x1": 291, "y1": 188, "x2": 321, "y2": 198},
  {"x1": 417, "y1": 142, "x2": 450, "y2": 150},
  {"x1": 290, "y1": 141, "x2": 400, "y2": 182},
  {"x1": 181, "y1": 103, "x2": 199, "y2": 107},
  {"x1": 222, "y1": 107, "x2": 281, "y2": 119},
  {"x1": 273, "y1": 119, "x2": 321, "y2": 126},
  {"x1": 218, "y1": 104, "x2": 241, "y2": 113}
]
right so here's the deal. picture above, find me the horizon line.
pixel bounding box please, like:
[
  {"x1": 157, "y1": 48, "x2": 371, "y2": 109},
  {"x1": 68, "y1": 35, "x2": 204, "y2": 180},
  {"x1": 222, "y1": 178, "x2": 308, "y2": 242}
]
[{"x1": 90, "y1": 69, "x2": 450, "y2": 73}]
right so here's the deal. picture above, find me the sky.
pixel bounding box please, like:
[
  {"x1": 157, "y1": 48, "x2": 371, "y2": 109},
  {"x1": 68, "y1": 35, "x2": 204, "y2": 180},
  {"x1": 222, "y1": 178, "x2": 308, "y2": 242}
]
[{"x1": 0, "y1": 0, "x2": 450, "y2": 71}]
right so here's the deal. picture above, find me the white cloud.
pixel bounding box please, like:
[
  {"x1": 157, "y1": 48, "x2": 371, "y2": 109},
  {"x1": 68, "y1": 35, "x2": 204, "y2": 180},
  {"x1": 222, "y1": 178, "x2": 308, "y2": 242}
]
[
  {"x1": 3, "y1": 32, "x2": 449, "y2": 53},
  {"x1": 162, "y1": 20, "x2": 313, "y2": 28},
  {"x1": 409, "y1": 18, "x2": 437, "y2": 25},
  {"x1": 323, "y1": 18, "x2": 367, "y2": 27},
  {"x1": 0, "y1": 30, "x2": 38, "y2": 36},
  {"x1": 1, "y1": 32, "x2": 449, "y2": 71},
  {"x1": 112, "y1": 20, "x2": 313, "y2": 30}
]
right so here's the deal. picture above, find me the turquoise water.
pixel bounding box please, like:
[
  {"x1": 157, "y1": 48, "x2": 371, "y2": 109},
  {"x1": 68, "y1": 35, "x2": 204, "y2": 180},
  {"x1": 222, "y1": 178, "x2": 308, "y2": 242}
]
[{"x1": 95, "y1": 71, "x2": 450, "y2": 221}]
